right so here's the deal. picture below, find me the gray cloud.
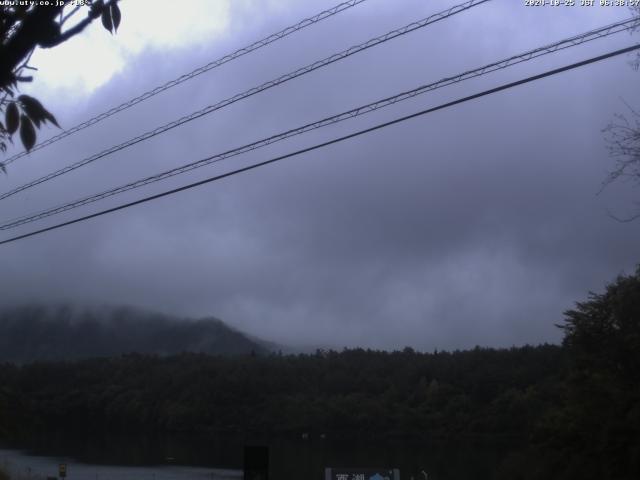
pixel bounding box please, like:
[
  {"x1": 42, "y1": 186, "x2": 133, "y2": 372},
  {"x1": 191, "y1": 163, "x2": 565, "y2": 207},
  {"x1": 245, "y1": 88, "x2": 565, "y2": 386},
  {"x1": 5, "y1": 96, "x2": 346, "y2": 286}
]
[{"x1": 1, "y1": 0, "x2": 639, "y2": 351}]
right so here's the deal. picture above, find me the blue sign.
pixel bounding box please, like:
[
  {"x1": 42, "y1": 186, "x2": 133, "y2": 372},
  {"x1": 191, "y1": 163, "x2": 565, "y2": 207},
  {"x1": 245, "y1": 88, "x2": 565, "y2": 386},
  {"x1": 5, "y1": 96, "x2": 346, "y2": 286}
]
[{"x1": 324, "y1": 468, "x2": 400, "y2": 480}]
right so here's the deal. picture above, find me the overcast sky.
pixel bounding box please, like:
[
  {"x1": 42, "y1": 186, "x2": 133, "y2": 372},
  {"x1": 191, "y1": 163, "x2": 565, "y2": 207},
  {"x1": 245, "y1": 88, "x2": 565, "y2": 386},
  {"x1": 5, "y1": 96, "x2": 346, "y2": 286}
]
[{"x1": 1, "y1": 0, "x2": 639, "y2": 351}]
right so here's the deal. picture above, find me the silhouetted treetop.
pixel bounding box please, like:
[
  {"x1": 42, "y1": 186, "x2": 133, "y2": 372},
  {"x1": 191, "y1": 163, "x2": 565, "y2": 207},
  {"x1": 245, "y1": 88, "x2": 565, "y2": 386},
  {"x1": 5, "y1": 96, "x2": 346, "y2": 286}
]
[{"x1": 0, "y1": 0, "x2": 121, "y2": 159}]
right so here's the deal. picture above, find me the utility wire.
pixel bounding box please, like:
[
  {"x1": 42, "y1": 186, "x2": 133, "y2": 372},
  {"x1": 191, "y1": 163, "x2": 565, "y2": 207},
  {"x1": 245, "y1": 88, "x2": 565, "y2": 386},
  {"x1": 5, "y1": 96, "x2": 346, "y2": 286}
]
[
  {"x1": 0, "y1": 0, "x2": 491, "y2": 202},
  {"x1": 1, "y1": 17, "x2": 636, "y2": 230},
  {"x1": 1, "y1": 0, "x2": 370, "y2": 167},
  {"x1": 1, "y1": 43, "x2": 638, "y2": 247}
]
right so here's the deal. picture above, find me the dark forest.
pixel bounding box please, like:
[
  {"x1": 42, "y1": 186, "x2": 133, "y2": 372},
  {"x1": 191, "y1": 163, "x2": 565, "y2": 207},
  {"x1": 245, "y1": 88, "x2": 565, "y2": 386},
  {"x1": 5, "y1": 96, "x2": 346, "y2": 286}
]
[{"x1": 1, "y1": 267, "x2": 639, "y2": 479}]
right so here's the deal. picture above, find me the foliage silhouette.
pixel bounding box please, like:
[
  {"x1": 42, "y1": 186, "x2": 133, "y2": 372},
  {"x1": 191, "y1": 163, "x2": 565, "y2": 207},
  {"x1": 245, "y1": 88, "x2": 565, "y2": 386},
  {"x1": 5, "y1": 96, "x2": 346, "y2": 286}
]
[{"x1": 0, "y1": 0, "x2": 121, "y2": 168}]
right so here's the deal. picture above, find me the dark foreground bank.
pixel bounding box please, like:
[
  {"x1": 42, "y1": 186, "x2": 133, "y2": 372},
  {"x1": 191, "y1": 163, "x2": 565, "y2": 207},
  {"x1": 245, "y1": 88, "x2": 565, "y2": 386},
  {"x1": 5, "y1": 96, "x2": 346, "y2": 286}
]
[{"x1": 1, "y1": 267, "x2": 639, "y2": 479}]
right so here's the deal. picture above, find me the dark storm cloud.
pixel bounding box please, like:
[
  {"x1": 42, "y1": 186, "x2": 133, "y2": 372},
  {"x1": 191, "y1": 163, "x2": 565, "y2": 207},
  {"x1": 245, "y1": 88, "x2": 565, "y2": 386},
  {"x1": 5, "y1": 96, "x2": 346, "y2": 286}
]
[{"x1": 1, "y1": 0, "x2": 639, "y2": 350}]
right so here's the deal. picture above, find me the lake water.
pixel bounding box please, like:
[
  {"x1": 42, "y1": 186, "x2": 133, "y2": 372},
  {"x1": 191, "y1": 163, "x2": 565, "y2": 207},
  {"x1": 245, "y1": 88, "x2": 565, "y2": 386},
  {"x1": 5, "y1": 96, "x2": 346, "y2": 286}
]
[
  {"x1": 0, "y1": 449, "x2": 241, "y2": 480},
  {"x1": 0, "y1": 433, "x2": 518, "y2": 480}
]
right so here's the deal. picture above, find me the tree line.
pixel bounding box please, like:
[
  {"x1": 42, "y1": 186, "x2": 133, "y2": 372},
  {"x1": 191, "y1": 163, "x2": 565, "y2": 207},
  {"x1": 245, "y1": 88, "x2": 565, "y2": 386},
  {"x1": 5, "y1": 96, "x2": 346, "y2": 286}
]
[{"x1": 0, "y1": 267, "x2": 638, "y2": 479}]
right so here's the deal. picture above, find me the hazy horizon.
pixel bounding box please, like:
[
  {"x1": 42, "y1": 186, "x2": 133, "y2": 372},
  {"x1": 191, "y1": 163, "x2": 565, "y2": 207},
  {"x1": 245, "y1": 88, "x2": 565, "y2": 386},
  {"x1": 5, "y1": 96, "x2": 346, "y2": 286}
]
[{"x1": 1, "y1": 0, "x2": 639, "y2": 351}]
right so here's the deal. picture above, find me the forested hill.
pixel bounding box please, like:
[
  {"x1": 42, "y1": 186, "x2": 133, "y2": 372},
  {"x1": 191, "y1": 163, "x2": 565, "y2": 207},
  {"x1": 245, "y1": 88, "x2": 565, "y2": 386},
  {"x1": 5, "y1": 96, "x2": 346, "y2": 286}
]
[
  {"x1": 0, "y1": 267, "x2": 638, "y2": 478},
  {"x1": 0, "y1": 304, "x2": 268, "y2": 362}
]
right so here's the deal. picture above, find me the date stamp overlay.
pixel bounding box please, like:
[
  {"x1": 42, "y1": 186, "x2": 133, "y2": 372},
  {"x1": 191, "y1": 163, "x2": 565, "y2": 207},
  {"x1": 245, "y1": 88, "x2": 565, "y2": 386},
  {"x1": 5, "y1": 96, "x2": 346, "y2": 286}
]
[{"x1": 525, "y1": 0, "x2": 640, "y2": 7}]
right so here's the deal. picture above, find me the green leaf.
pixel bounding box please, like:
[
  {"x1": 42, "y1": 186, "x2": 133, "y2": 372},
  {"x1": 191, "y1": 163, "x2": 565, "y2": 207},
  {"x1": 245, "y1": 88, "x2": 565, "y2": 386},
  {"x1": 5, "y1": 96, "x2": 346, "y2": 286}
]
[
  {"x1": 101, "y1": 8, "x2": 113, "y2": 33},
  {"x1": 5, "y1": 102, "x2": 19, "y2": 134},
  {"x1": 18, "y1": 94, "x2": 59, "y2": 128},
  {"x1": 42, "y1": 109, "x2": 59, "y2": 128},
  {"x1": 19, "y1": 114, "x2": 36, "y2": 151},
  {"x1": 111, "y1": 2, "x2": 121, "y2": 32}
]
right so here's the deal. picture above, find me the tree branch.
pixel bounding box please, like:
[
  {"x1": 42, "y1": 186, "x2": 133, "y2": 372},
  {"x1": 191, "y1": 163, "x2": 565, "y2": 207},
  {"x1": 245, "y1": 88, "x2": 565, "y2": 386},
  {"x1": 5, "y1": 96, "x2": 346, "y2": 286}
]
[
  {"x1": 0, "y1": 6, "x2": 63, "y2": 88},
  {"x1": 47, "y1": 15, "x2": 94, "y2": 47},
  {"x1": 60, "y1": 5, "x2": 82, "y2": 26}
]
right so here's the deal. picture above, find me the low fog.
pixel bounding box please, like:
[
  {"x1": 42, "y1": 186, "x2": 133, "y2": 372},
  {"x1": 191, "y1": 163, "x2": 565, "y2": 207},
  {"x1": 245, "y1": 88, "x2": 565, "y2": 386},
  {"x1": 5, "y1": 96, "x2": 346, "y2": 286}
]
[{"x1": 1, "y1": 0, "x2": 639, "y2": 350}]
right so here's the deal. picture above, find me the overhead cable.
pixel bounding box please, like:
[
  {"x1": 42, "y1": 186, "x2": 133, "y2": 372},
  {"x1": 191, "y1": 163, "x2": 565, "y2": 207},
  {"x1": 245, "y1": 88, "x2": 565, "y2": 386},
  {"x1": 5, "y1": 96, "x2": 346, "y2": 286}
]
[
  {"x1": 1, "y1": 17, "x2": 636, "y2": 230},
  {"x1": 1, "y1": 0, "x2": 370, "y2": 166},
  {"x1": 0, "y1": 0, "x2": 492, "y2": 201},
  {"x1": 1, "y1": 43, "x2": 638, "y2": 246}
]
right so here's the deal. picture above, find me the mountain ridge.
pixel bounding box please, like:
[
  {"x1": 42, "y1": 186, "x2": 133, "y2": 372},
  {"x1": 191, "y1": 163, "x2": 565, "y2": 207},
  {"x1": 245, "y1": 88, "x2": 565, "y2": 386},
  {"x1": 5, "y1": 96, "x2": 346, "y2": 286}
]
[{"x1": 0, "y1": 303, "x2": 271, "y2": 363}]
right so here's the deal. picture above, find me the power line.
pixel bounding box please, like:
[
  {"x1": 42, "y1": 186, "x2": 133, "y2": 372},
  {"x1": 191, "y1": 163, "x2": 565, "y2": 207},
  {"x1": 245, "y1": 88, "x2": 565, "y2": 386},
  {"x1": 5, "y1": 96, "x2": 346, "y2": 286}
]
[
  {"x1": 1, "y1": 17, "x2": 636, "y2": 230},
  {"x1": 0, "y1": 0, "x2": 492, "y2": 202},
  {"x1": 1, "y1": 43, "x2": 638, "y2": 247},
  {"x1": 1, "y1": 0, "x2": 370, "y2": 167}
]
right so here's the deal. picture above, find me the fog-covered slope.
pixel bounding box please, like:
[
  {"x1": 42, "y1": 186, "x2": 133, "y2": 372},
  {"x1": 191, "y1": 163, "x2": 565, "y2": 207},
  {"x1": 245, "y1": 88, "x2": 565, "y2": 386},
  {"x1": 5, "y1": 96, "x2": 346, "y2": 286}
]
[{"x1": 0, "y1": 304, "x2": 268, "y2": 362}]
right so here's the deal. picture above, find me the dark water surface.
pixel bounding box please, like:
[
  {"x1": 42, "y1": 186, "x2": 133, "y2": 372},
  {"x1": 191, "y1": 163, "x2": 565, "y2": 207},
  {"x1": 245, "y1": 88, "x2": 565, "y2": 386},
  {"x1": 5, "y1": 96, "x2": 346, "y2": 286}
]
[{"x1": 1, "y1": 433, "x2": 518, "y2": 480}]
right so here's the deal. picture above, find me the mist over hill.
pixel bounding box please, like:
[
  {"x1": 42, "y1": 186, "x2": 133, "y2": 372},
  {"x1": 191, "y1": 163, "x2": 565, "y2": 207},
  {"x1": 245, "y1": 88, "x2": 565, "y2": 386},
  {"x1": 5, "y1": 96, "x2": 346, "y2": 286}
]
[{"x1": 0, "y1": 304, "x2": 270, "y2": 362}]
